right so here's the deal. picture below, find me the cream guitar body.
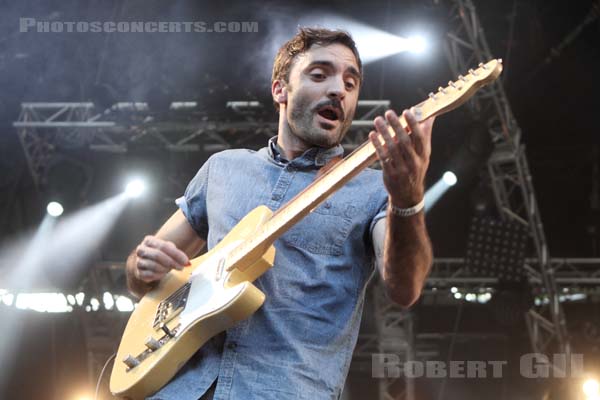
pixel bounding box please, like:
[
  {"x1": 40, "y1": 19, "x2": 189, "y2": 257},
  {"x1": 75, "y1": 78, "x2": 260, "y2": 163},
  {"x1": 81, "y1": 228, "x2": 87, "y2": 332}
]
[
  {"x1": 110, "y1": 59, "x2": 503, "y2": 399},
  {"x1": 110, "y1": 206, "x2": 276, "y2": 400}
]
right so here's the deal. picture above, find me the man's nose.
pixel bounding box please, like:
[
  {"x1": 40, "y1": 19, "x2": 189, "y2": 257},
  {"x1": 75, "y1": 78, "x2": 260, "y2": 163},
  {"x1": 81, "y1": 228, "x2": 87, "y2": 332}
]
[{"x1": 326, "y1": 77, "x2": 345, "y2": 100}]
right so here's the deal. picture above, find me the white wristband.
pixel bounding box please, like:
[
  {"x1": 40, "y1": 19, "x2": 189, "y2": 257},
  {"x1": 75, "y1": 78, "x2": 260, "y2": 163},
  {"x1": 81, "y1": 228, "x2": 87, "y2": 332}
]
[{"x1": 389, "y1": 198, "x2": 425, "y2": 217}]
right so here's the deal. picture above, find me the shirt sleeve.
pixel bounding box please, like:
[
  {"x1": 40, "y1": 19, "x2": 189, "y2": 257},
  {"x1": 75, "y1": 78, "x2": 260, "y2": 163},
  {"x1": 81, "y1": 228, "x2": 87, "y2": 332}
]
[
  {"x1": 369, "y1": 195, "x2": 388, "y2": 241},
  {"x1": 175, "y1": 157, "x2": 212, "y2": 239}
]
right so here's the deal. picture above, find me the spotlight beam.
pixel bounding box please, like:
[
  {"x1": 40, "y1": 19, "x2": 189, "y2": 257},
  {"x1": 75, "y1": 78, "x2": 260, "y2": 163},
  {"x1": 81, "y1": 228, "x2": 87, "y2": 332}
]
[
  {"x1": 125, "y1": 179, "x2": 147, "y2": 199},
  {"x1": 0, "y1": 193, "x2": 131, "y2": 388},
  {"x1": 296, "y1": 14, "x2": 430, "y2": 63},
  {"x1": 0, "y1": 215, "x2": 56, "y2": 392},
  {"x1": 425, "y1": 171, "x2": 458, "y2": 211}
]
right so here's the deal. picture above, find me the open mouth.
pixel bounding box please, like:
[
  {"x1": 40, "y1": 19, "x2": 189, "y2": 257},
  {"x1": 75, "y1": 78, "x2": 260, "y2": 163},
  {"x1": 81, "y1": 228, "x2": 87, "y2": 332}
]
[{"x1": 316, "y1": 106, "x2": 341, "y2": 122}]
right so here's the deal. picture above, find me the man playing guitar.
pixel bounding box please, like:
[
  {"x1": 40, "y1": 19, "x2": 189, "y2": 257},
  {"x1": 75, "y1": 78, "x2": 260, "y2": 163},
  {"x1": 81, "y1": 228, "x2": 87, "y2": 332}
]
[{"x1": 126, "y1": 27, "x2": 435, "y2": 400}]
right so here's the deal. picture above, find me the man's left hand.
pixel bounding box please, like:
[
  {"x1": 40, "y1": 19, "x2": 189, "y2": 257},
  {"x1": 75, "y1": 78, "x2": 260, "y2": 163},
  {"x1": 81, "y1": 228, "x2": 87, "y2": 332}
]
[{"x1": 368, "y1": 109, "x2": 435, "y2": 208}]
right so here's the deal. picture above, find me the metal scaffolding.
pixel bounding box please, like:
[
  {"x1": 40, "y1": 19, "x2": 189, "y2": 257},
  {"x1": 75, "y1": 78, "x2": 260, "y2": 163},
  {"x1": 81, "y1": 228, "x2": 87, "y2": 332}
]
[
  {"x1": 13, "y1": 103, "x2": 114, "y2": 187},
  {"x1": 12, "y1": 100, "x2": 386, "y2": 192},
  {"x1": 361, "y1": 0, "x2": 576, "y2": 398},
  {"x1": 374, "y1": 281, "x2": 415, "y2": 400},
  {"x1": 442, "y1": 0, "x2": 570, "y2": 381},
  {"x1": 427, "y1": 257, "x2": 600, "y2": 291}
]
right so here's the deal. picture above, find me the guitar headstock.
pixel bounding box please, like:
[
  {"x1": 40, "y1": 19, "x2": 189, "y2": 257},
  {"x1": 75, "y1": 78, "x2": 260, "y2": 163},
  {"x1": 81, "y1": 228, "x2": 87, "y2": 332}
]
[{"x1": 416, "y1": 59, "x2": 503, "y2": 120}]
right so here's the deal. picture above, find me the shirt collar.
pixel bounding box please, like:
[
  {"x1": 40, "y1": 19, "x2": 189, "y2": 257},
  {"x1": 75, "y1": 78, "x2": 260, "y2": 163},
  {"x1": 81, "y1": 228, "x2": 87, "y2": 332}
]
[{"x1": 267, "y1": 136, "x2": 344, "y2": 168}]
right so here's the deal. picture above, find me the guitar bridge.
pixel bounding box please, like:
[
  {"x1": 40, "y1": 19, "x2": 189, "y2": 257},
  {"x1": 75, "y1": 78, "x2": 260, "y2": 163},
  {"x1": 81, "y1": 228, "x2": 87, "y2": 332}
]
[{"x1": 124, "y1": 323, "x2": 181, "y2": 372}]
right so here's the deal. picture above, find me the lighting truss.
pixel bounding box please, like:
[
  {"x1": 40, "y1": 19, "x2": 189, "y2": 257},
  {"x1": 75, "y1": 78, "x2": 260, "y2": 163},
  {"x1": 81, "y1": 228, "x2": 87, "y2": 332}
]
[
  {"x1": 441, "y1": 0, "x2": 570, "y2": 380},
  {"x1": 12, "y1": 100, "x2": 388, "y2": 190}
]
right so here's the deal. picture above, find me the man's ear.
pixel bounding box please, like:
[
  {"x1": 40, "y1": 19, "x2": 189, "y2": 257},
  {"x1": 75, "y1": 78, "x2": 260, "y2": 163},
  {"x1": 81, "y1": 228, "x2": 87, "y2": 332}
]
[{"x1": 271, "y1": 79, "x2": 288, "y2": 107}]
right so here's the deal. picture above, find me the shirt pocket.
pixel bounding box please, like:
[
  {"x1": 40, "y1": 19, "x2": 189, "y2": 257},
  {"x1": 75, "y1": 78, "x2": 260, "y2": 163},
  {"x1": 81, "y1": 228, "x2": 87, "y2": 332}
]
[{"x1": 281, "y1": 201, "x2": 356, "y2": 256}]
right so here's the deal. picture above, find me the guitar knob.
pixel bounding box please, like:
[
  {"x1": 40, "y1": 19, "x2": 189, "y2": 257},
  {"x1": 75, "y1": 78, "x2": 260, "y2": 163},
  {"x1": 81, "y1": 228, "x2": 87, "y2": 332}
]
[
  {"x1": 123, "y1": 354, "x2": 140, "y2": 369},
  {"x1": 145, "y1": 336, "x2": 161, "y2": 351}
]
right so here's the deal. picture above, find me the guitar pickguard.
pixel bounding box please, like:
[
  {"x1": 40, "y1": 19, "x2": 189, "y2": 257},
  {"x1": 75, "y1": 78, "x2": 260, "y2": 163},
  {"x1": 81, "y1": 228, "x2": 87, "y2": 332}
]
[{"x1": 177, "y1": 240, "x2": 245, "y2": 334}]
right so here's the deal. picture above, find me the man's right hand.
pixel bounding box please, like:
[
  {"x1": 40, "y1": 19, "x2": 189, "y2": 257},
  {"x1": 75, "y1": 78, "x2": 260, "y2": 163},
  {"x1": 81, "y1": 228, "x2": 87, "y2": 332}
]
[{"x1": 132, "y1": 235, "x2": 191, "y2": 283}]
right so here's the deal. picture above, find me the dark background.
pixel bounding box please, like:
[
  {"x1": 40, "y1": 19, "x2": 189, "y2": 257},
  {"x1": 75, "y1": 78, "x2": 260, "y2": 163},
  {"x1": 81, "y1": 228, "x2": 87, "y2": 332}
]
[{"x1": 0, "y1": 0, "x2": 598, "y2": 399}]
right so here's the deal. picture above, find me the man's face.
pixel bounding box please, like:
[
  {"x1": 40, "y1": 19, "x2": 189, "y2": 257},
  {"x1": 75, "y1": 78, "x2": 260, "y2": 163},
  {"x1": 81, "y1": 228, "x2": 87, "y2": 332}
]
[{"x1": 282, "y1": 43, "x2": 361, "y2": 148}]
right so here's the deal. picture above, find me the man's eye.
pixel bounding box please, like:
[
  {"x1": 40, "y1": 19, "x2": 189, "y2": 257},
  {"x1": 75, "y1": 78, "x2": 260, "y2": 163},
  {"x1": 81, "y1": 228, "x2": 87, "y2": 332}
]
[
  {"x1": 311, "y1": 73, "x2": 326, "y2": 79},
  {"x1": 345, "y1": 81, "x2": 356, "y2": 90}
]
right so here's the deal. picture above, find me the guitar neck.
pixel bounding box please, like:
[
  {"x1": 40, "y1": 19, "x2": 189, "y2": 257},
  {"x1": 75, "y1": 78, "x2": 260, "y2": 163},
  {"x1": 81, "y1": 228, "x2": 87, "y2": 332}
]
[
  {"x1": 254, "y1": 100, "x2": 439, "y2": 247},
  {"x1": 227, "y1": 109, "x2": 421, "y2": 267},
  {"x1": 264, "y1": 139, "x2": 379, "y2": 241},
  {"x1": 225, "y1": 140, "x2": 376, "y2": 268},
  {"x1": 226, "y1": 59, "x2": 503, "y2": 268}
]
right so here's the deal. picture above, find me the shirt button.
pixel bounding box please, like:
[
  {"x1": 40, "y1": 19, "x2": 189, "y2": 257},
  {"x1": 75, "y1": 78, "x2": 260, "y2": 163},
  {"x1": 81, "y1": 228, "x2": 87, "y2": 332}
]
[
  {"x1": 271, "y1": 194, "x2": 281, "y2": 201},
  {"x1": 324, "y1": 202, "x2": 331, "y2": 209},
  {"x1": 227, "y1": 342, "x2": 237, "y2": 350}
]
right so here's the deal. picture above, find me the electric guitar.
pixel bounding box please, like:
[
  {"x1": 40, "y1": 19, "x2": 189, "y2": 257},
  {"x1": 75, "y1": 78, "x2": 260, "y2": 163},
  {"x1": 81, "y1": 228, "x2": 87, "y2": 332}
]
[{"x1": 110, "y1": 59, "x2": 503, "y2": 399}]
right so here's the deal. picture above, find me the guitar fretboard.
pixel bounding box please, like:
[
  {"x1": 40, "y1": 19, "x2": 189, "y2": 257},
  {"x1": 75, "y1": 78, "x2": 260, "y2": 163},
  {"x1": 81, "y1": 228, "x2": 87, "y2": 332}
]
[
  {"x1": 224, "y1": 58, "x2": 503, "y2": 271},
  {"x1": 225, "y1": 108, "x2": 421, "y2": 270}
]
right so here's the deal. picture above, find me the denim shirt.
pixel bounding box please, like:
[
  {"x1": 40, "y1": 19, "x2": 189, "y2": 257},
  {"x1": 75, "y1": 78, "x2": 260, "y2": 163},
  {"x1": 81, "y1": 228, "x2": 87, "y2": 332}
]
[{"x1": 149, "y1": 137, "x2": 388, "y2": 400}]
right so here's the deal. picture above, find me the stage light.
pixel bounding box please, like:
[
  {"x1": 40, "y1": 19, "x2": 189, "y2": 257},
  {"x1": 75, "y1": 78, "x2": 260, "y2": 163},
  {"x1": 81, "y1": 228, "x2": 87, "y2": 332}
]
[
  {"x1": 583, "y1": 378, "x2": 599, "y2": 397},
  {"x1": 103, "y1": 292, "x2": 115, "y2": 310},
  {"x1": 466, "y1": 215, "x2": 529, "y2": 284},
  {"x1": 293, "y1": 15, "x2": 433, "y2": 63},
  {"x1": 443, "y1": 171, "x2": 457, "y2": 186},
  {"x1": 125, "y1": 179, "x2": 146, "y2": 198},
  {"x1": 90, "y1": 297, "x2": 100, "y2": 311},
  {"x1": 406, "y1": 34, "x2": 427, "y2": 54},
  {"x1": 424, "y1": 172, "x2": 456, "y2": 210},
  {"x1": 14, "y1": 293, "x2": 72, "y2": 313},
  {"x1": 477, "y1": 293, "x2": 492, "y2": 304},
  {"x1": 115, "y1": 295, "x2": 135, "y2": 312},
  {"x1": 47, "y1": 201, "x2": 64, "y2": 217},
  {"x1": 1, "y1": 290, "x2": 14, "y2": 306}
]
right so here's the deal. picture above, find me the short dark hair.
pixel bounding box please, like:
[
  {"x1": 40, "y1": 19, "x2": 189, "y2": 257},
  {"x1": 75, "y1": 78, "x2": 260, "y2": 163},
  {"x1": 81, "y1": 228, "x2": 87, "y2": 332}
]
[{"x1": 271, "y1": 27, "x2": 363, "y2": 111}]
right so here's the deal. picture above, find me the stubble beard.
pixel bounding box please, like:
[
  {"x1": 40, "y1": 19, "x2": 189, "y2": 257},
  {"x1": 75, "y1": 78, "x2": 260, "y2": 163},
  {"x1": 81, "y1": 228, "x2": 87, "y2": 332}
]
[{"x1": 287, "y1": 94, "x2": 351, "y2": 149}]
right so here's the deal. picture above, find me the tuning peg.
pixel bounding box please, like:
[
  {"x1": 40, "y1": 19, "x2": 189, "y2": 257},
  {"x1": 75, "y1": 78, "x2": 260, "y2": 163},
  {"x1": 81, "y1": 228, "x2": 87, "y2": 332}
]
[
  {"x1": 468, "y1": 68, "x2": 477, "y2": 76},
  {"x1": 428, "y1": 92, "x2": 436, "y2": 100},
  {"x1": 438, "y1": 86, "x2": 447, "y2": 94},
  {"x1": 448, "y1": 80, "x2": 457, "y2": 88},
  {"x1": 498, "y1": 58, "x2": 503, "y2": 63},
  {"x1": 458, "y1": 75, "x2": 467, "y2": 82}
]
